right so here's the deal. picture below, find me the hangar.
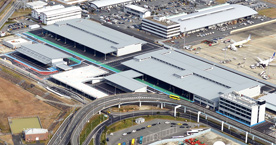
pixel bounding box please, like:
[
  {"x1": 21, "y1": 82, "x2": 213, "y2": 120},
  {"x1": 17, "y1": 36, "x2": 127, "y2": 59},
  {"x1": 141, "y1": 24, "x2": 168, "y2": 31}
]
[
  {"x1": 104, "y1": 70, "x2": 148, "y2": 93},
  {"x1": 122, "y1": 49, "x2": 262, "y2": 110},
  {"x1": 43, "y1": 18, "x2": 146, "y2": 59},
  {"x1": 15, "y1": 43, "x2": 72, "y2": 71},
  {"x1": 141, "y1": 4, "x2": 257, "y2": 38}
]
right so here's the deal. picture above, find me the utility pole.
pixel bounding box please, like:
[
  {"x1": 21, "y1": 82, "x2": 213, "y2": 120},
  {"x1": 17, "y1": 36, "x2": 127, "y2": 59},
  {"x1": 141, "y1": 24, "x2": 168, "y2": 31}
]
[{"x1": 183, "y1": 27, "x2": 186, "y2": 49}]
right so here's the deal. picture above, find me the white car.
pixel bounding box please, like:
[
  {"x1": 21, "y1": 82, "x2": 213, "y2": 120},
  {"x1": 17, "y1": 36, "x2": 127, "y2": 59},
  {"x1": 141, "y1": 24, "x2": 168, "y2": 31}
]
[
  {"x1": 123, "y1": 133, "x2": 127, "y2": 136},
  {"x1": 165, "y1": 121, "x2": 170, "y2": 124},
  {"x1": 132, "y1": 130, "x2": 136, "y2": 133},
  {"x1": 110, "y1": 133, "x2": 114, "y2": 136}
]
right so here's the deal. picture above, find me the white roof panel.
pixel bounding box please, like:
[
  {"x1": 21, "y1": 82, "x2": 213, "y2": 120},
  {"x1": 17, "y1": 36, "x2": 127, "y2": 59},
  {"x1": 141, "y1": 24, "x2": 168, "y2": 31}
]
[
  {"x1": 16, "y1": 43, "x2": 71, "y2": 64},
  {"x1": 24, "y1": 128, "x2": 48, "y2": 135},
  {"x1": 34, "y1": 5, "x2": 65, "y2": 13},
  {"x1": 91, "y1": 0, "x2": 131, "y2": 8},
  {"x1": 125, "y1": 5, "x2": 149, "y2": 13},
  {"x1": 105, "y1": 70, "x2": 147, "y2": 91},
  {"x1": 43, "y1": 18, "x2": 146, "y2": 54},
  {"x1": 168, "y1": 4, "x2": 257, "y2": 32},
  {"x1": 41, "y1": 6, "x2": 81, "y2": 16},
  {"x1": 51, "y1": 66, "x2": 109, "y2": 98},
  {"x1": 123, "y1": 49, "x2": 262, "y2": 101}
]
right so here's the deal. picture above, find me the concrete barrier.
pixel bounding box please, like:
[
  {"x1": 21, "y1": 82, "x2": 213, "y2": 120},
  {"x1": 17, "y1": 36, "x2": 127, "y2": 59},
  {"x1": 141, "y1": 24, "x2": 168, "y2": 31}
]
[{"x1": 230, "y1": 19, "x2": 276, "y2": 34}]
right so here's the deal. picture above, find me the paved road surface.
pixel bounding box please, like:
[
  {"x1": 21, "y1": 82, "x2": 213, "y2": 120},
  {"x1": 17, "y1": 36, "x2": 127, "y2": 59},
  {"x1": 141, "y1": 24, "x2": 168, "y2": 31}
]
[{"x1": 47, "y1": 93, "x2": 276, "y2": 145}]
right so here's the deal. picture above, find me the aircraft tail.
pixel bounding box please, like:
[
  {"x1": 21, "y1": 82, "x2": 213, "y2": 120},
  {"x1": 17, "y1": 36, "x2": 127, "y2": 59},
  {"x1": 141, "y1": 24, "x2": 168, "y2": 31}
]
[
  {"x1": 271, "y1": 52, "x2": 276, "y2": 60},
  {"x1": 247, "y1": 34, "x2": 251, "y2": 41}
]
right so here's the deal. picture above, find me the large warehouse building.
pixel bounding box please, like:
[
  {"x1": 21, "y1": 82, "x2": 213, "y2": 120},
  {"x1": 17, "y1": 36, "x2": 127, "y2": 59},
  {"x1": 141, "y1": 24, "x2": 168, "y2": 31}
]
[
  {"x1": 122, "y1": 49, "x2": 265, "y2": 125},
  {"x1": 15, "y1": 43, "x2": 72, "y2": 71},
  {"x1": 31, "y1": 5, "x2": 65, "y2": 20},
  {"x1": 142, "y1": 4, "x2": 257, "y2": 38},
  {"x1": 40, "y1": 6, "x2": 82, "y2": 25},
  {"x1": 43, "y1": 18, "x2": 146, "y2": 58},
  {"x1": 122, "y1": 49, "x2": 262, "y2": 110}
]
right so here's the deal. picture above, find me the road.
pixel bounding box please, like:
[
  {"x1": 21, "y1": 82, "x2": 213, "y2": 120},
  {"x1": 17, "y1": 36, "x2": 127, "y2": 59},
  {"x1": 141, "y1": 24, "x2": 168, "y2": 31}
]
[
  {"x1": 47, "y1": 93, "x2": 276, "y2": 145},
  {"x1": 90, "y1": 110, "x2": 263, "y2": 145},
  {"x1": 0, "y1": 0, "x2": 21, "y2": 29}
]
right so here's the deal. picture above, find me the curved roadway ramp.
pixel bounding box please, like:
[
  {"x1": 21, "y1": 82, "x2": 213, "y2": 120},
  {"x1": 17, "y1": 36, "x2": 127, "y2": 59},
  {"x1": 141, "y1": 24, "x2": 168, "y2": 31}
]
[{"x1": 47, "y1": 93, "x2": 275, "y2": 145}]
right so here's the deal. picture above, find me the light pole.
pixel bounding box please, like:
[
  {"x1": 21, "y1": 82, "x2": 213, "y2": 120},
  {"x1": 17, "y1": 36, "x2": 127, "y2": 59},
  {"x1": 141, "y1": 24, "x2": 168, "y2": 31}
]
[{"x1": 183, "y1": 27, "x2": 186, "y2": 49}]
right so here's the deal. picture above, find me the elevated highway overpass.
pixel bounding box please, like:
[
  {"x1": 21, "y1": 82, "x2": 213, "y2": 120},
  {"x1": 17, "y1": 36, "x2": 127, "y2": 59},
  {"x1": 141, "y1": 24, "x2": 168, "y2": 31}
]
[{"x1": 47, "y1": 93, "x2": 275, "y2": 145}]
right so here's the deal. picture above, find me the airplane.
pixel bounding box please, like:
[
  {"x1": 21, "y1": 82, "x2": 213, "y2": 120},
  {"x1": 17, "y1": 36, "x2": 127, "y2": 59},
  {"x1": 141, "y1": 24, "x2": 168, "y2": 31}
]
[
  {"x1": 256, "y1": 52, "x2": 276, "y2": 67},
  {"x1": 228, "y1": 35, "x2": 251, "y2": 51}
]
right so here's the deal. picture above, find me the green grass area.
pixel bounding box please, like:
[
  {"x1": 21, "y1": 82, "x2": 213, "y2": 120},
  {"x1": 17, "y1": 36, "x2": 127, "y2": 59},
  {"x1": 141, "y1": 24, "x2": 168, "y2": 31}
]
[
  {"x1": 79, "y1": 114, "x2": 107, "y2": 145},
  {"x1": 136, "y1": 79, "x2": 192, "y2": 102},
  {"x1": 10, "y1": 117, "x2": 41, "y2": 134}
]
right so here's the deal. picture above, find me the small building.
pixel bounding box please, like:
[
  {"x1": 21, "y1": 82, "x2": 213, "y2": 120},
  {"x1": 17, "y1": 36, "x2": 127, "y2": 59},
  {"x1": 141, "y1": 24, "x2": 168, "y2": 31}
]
[
  {"x1": 23, "y1": 128, "x2": 48, "y2": 142},
  {"x1": 40, "y1": 6, "x2": 82, "y2": 25},
  {"x1": 31, "y1": 4, "x2": 65, "y2": 19},
  {"x1": 3, "y1": 37, "x2": 32, "y2": 49},
  {"x1": 16, "y1": 43, "x2": 72, "y2": 70},
  {"x1": 26, "y1": 1, "x2": 48, "y2": 9},
  {"x1": 91, "y1": 0, "x2": 135, "y2": 10},
  {"x1": 135, "y1": 117, "x2": 145, "y2": 124},
  {"x1": 124, "y1": 5, "x2": 151, "y2": 18},
  {"x1": 141, "y1": 16, "x2": 181, "y2": 38},
  {"x1": 218, "y1": 92, "x2": 266, "y2": 126},
  {"x1": 104, "y1": 70, "x2": 147, "y2": 93}
]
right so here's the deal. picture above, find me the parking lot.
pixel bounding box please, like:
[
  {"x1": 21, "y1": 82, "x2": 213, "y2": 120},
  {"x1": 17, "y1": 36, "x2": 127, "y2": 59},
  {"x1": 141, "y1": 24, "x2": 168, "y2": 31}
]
[{"x1": 106, "y1": 119, "x2": 202, "y2": 145}]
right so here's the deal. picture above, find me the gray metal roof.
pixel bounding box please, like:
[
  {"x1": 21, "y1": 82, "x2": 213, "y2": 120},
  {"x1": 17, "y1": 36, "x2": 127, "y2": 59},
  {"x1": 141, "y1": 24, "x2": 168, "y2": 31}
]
[
  {"x1": 122, "y1": 49, "x2": 261, "y2": 101},
  {"x1": 168, "y1": 4, "x2": 257, "y2": 32},
  {"x1": 43, "y1": 19, "x2": 146, "y2": 54},
  {"x1": 17, "y1": 44, "x2": 71, "y2": 64},
  {"x1": 105, "y1": 70, "x2": 147, "y2": 91}
]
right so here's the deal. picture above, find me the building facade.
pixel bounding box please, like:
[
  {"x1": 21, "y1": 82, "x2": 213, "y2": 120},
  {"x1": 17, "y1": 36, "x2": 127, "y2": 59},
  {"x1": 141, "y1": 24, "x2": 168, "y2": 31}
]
[
  {"x1": 218, "y1": 92, "x2": 266, "y2": 126},
  {"x1": 124, "y1": 5, "x2": 151, "y2": 18},
  {"x1": 40, "y1": 6, "x2": 82, "y2": 25},
  {"x1": 141, "y1": 16, "x2": 180, "y2": 38},
  {"x1": 31, "y1": 5, "x2": 65, "y2": 20},
  {"x1": 23, "y1": 128, "x2": 48, "y2": 142}
]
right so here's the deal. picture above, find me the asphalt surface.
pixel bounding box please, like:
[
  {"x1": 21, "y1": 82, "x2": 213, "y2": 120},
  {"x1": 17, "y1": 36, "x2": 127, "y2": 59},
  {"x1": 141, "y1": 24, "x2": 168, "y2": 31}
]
[
  {"x1": 94, "y1": 112, "x2": 196, "y2": 145},
  {"x1": 47, "y1": 93, "x2": 276, "y2": 145}
]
